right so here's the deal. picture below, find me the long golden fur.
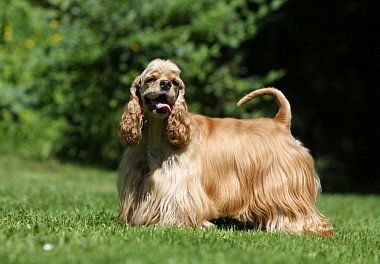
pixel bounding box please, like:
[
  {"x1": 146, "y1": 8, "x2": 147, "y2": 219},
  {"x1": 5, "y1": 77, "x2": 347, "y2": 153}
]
[{"x1": 117, "y1": 59, "x2": 333, "y2": 236}]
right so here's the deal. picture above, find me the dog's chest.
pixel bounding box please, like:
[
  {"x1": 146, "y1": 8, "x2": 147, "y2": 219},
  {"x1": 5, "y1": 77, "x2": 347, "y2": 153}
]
[
  {"x1": 147, "y1": 149, "x2": 162, "y2": 169},
  {"x1": 144, "y1": 118, "x2": 168, "y2": 169}
]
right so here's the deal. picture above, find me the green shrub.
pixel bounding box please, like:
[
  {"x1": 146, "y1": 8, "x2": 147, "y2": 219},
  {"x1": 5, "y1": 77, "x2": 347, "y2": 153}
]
[{"x1": 0, "y1": 0, "x2": 286, "y2": 165}]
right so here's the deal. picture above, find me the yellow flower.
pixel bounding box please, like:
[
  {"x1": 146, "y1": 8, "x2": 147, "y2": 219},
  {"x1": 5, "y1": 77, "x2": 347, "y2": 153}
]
[
  {"x1": 131, "y1": 42, "x2": 140, "y2": 53},
  {"x1": 25, "y1": 38, "x2": 36, "y2": 48},
  {"x1": 51, "y1": 33, "x2": 63, "y2": 44},
  {"x1": 50, "y1": 20, "x2": 58, "y2": 29},
  {"x1": 4, "y1": 26, "x2": 13, "y2": 41}
]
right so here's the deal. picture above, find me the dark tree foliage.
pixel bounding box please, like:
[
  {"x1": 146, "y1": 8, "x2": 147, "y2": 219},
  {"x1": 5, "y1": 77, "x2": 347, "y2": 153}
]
[
  {"x1": 246, "y1": 0, "x2": 379, "y2": 193},
  {"x1": 1, "y1": 0, "x2": 377, "y2": 193},
  {"x1": 0, "y1": 0, "x2": 285, "y2": 165}
]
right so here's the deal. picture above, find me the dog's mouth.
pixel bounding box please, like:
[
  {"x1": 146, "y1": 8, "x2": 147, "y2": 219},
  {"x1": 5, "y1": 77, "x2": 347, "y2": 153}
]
[{"x1": 144, "y1": 94, "x2": 173, "y2": 114}]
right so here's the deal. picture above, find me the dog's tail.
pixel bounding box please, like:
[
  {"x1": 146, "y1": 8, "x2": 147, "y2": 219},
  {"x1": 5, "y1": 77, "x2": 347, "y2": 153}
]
[{"x1": 237, "y1": 87, "x2": 291, "y2": 129}]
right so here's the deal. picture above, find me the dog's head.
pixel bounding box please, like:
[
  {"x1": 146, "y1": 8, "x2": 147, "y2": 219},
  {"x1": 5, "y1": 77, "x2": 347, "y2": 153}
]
[
  {"x1": 138, "y1": 59, "x2": 185, "y2": 118},
  {"x1": 119, "y1": 59, "x2": 191, "y2": 148}
]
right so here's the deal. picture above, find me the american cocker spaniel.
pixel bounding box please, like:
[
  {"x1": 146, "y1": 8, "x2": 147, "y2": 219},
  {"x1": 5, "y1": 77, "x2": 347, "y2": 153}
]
[{"x1": 117, "y1": 59, "x2": 333, "y2": 236}]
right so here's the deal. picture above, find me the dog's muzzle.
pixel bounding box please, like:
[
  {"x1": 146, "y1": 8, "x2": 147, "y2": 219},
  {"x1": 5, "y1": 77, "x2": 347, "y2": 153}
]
[{"x1": 144, "y1": 92, "x2": 173, "y2": 114}]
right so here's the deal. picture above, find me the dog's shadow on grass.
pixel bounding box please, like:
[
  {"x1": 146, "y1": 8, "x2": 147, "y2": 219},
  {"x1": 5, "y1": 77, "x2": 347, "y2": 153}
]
[{"x1": 212, "y1": 218, "x2": 256, "y2": 231}]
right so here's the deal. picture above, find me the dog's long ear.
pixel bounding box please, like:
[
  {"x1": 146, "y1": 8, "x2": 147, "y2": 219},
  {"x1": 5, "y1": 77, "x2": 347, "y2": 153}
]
[
  {"x1": 166, "y1": 79, "x2": 191, "y2": 148},
  {"x1": 118, "y1": 76, "x2": 143, "y2": 146}
]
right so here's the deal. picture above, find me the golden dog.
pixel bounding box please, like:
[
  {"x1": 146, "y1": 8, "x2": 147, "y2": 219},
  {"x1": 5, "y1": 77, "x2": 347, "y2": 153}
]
[{"x1": 117, "y1": 59, "x2": 333, "y2": 236}]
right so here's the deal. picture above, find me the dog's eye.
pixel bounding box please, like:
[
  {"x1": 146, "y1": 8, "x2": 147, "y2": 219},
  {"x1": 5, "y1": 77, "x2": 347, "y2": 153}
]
[
  {"x1": 171, "y1": 80, "x2": 179, "y2": 86},
  {"x1": 146, "y1": 77, "x2": 156, "y2": 83}
]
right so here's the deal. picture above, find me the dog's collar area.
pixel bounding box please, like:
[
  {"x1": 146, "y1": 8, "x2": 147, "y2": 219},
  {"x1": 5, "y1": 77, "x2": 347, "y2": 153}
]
[{"x1": 146, "y1": 149, "x2": 161, "y2": 169}]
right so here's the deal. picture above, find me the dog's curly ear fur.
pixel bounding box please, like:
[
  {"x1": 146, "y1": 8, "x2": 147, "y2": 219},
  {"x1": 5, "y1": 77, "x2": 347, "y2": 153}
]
[
  {"x1": 118, "y1": 76, "x2": 143, "y2": 146},
  {"x1": 166, "y1": 79, "x2": 191, "y2": 148}
]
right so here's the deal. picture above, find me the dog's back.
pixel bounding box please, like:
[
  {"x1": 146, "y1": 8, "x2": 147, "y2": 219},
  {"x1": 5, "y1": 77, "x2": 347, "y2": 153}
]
[{"x1": 188, "y1": 89, "x2": 333, "y2": 235}]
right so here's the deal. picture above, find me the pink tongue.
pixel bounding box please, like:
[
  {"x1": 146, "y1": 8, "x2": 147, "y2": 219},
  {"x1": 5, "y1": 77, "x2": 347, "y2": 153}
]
[{"x1": 156, "y1": 103, "x2": 171, "y2": 112}]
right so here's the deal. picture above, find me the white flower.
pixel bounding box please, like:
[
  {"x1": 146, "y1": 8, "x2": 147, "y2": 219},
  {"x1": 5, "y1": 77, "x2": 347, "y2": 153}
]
[{"x1": 43, "y1": 243, "x2": 54, "y2": 251}]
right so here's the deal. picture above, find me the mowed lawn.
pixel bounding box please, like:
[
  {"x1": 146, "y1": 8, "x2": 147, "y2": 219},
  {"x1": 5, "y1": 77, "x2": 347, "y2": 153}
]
[{"x1": 0, "y1": 156, "x2": 379, "y2": 264}]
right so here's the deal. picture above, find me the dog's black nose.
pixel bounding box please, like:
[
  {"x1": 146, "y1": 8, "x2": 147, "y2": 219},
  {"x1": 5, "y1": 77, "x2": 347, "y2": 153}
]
[{"x1": 160, "y1": 80, "x2": 171, "y2": 90}]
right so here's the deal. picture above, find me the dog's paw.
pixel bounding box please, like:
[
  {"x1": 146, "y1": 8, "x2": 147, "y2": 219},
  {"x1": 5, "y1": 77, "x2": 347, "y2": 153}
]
[{"x1": 201, "y1": 220, "x2": 216, "y2": 229}]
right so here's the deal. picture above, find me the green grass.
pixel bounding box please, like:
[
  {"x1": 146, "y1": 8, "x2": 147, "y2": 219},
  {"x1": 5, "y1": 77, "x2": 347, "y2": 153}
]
[{"x1": 0, "y1": 156, "x2": 379, "y2": 264}]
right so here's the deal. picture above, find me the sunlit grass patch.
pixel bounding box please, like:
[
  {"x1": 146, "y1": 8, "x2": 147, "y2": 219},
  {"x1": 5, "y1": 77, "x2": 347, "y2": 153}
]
[{"x1": 0, "y1": 156, "x2": 379, "y2": 263}]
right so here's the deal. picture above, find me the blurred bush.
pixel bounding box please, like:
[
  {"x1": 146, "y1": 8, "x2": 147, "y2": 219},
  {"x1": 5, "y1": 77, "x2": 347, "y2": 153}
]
[{"x1": 0, "y1": 0, "x2": 286, "y2": 166}]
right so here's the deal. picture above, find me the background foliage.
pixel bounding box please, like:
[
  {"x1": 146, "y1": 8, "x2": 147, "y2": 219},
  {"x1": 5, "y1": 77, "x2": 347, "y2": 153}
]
[
  {"x1": 0, "y1": 0, "x2": 377, "y2": 192},
  {"x1": 0, "y1": 0, "x2": 285, "y2": 164}
]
